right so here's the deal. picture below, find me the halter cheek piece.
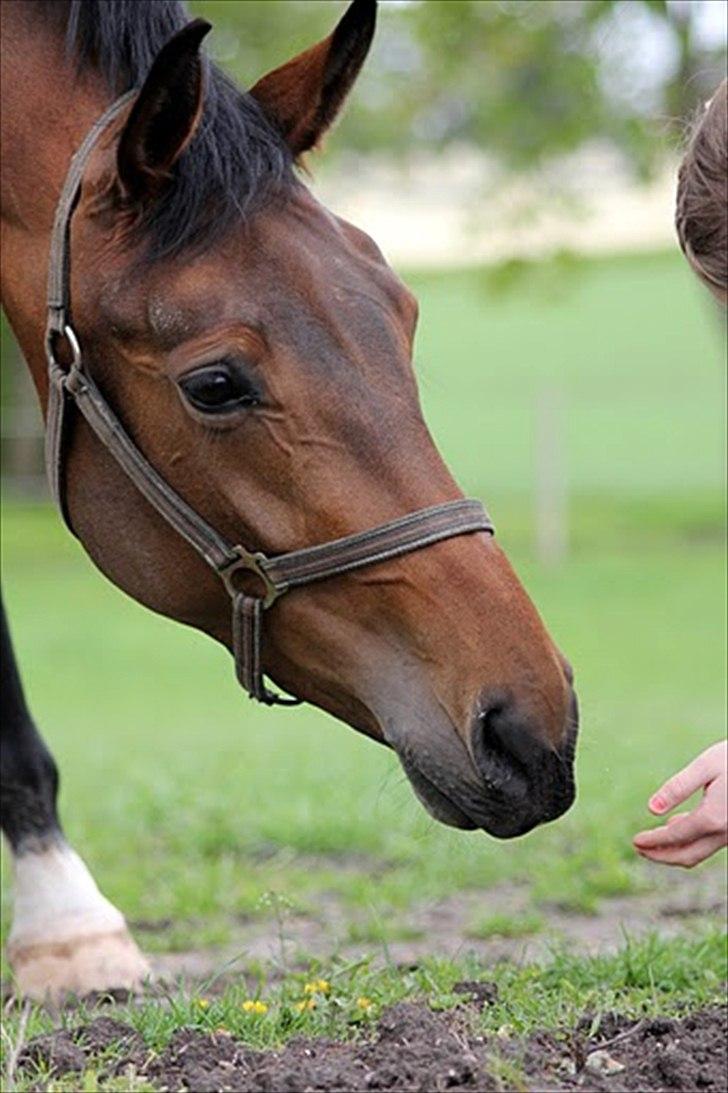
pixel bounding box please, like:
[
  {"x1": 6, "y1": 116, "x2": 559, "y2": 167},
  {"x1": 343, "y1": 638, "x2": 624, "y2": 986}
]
[{"x1": 45, "y1": 93, "x2": 494, "y2": 706}]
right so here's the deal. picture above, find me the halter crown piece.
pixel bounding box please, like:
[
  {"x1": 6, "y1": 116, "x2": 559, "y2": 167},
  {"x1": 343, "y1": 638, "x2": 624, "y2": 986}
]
[{"x1": 44, "y1": 93, "x2": 495, "y2": 706}]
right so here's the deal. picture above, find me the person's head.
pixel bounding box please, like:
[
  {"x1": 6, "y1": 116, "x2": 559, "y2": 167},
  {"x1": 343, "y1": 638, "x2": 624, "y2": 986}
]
[{"x1": 675, "y1": 79, "x2": 728, "y2": 305}]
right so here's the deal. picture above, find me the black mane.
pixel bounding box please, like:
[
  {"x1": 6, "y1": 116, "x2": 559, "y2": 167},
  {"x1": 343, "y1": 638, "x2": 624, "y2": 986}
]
[{"x1": 37, "y1": 0, "x2": 293, "y2": 260}]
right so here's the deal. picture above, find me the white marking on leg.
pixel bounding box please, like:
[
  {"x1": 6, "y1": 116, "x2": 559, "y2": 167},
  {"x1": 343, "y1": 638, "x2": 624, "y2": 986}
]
[
  {"x1": 7, "y1": 838, "x2": 150, "y2": 999},
  {"x1": 10, "y1": 839, "x2": 125, "y2": 946}
]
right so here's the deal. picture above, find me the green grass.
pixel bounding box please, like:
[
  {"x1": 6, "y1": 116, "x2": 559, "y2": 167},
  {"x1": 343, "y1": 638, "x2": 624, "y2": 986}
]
[
  {"x1": 467, "y1": 912, "x2": 544, "y2": 941},
  {"x1": 2, "y1": 930, "x2": 726, "y2": 1090},
  {"x1": 1, "y1": 251, "x2": 726, "y2": 945},
  {"x1": 411, "y1": 251, "x2": 726, "y2": 503},
  {"x1": 0, "y1": 252, "x2": 725, "y2": 1071},
  {"x1": 345, "y1": 918, "x2": 425, "y2": 945},
  {"x1": 1, "y1": 495, "x2": 724, "y2": 948},
  {"x1": 531, "y1": 846, "x2": 643, "y2": 915},
  {"x1": 2, "y1": 1074, "x2": 156, "y2": 1093}
]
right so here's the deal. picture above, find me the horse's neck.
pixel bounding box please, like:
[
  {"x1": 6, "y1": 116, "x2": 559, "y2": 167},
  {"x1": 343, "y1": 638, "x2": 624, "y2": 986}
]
[{"x1": 0, "y1": 1, "x2": 107, "y2": 403}]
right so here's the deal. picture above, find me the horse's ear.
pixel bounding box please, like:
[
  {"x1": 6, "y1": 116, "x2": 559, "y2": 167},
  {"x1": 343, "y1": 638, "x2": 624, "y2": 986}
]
[
  {"x1": 117, "y1": 19, "x2": 211, "y2": 201},
  {"x1": 249, "y1": 0, "x2": 376, "y2": 158}
]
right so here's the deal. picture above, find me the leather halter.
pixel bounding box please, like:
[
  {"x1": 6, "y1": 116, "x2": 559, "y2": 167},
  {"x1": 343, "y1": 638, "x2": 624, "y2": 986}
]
[{"x1": 44, "y1": 93, "x2": 494, "y2": 706}]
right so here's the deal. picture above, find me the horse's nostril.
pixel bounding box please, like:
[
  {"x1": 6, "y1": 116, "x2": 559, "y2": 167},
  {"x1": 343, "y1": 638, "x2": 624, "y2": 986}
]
[
  {"x1": 469, "y1": 692, "x2": 578, "y2": 829},
  {"x1": 472, "y1": 699, "x2": 546, "y2": 787}
]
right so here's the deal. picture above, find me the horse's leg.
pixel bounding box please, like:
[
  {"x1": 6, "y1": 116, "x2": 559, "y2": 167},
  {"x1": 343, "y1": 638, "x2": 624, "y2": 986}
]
[{"x1": 1, "y1": 598, "x2": 149, "y2": 999}]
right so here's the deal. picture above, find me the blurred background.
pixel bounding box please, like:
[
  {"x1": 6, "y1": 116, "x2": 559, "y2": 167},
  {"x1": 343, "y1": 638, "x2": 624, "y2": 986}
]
[{"x1": 1, "y1": 1, "x2": 726, "y2": 954}]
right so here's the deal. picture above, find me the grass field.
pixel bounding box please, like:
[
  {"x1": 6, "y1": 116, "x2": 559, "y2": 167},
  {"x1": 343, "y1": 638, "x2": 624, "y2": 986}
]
[{"x1": 1, "y1": 251, "x2": 726, "y2": 1083}]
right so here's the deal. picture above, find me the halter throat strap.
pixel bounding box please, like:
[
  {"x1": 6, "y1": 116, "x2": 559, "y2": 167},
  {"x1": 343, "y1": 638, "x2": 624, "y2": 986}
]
[{"x1": 44, "y1": 92, "x2": 495, "y2": 706}]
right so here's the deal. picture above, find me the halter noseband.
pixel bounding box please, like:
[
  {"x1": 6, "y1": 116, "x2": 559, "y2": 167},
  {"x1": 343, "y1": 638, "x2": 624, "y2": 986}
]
[{"x1": 44, "y1": 93, "x2": 494, "y2": 706}]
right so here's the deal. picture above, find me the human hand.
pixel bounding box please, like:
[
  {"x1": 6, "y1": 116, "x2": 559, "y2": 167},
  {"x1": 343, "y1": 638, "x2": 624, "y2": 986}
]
[{"x1": 633, "y1": 741, "x2": 727, "y2": 867}]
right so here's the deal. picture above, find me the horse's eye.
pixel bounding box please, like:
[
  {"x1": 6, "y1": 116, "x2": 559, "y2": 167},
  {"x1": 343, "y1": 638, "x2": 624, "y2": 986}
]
[{"x1": 179, "y1": 362, "x2": 260, "y2": 413}]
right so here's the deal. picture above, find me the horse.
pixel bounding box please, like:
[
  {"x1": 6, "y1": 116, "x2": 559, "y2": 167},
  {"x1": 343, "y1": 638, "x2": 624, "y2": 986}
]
[{"x1": 0, "y1": 0, "x2": 578, "y2": 1000}]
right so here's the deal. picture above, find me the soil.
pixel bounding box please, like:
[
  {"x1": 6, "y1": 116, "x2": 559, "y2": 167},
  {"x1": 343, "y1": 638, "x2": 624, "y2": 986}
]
[
  {"x1": 5, "y1": 867, "x2": 726, "y2": 1090},
  {"x1": 16, "y1": 1000, "x2": 727, "y2": 1092}
]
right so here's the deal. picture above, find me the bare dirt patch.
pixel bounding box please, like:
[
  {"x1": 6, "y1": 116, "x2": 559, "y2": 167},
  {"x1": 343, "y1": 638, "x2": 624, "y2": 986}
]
[
  {"x1": 150, "y1": 863, "x2": 727, "y2": 983},
  {"x1": 16, "y1": 1000, "x2": 727, "y2": 1092}
]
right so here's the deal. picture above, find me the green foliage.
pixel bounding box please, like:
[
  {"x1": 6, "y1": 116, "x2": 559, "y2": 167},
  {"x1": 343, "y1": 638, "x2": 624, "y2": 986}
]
[{"x1": 189, "y1": 0, "x2": 726, "y2": 175}]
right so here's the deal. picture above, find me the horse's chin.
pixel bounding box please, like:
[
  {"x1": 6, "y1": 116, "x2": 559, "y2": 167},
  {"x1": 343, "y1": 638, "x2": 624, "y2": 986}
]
[
  {"x1": 392, "y1": 734, "x2": 576, "y2": 839},
  {"x1": 401, "y1": 759, "x2": 478, "y2": 830}
]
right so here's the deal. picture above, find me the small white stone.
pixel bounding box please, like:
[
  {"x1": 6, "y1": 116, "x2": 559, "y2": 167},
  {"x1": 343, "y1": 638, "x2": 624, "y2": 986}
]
[{"x1": 585, "y1": 1049, "x2": 626, "y2": 1077}]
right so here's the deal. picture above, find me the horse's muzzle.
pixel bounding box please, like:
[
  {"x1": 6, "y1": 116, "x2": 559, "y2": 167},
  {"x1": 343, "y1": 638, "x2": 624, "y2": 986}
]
[{"x1": 390, "y1": 688, "x2": 579, "y2": 838}]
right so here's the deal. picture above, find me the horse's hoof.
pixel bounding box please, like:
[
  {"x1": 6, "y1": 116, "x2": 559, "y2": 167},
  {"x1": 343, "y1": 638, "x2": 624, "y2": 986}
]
[
  {"x1": 7, "y1": 842, "x2": 151, "y2": 1001},
  {"x1": 8, "y1": 923, "x2": 151, "y2": 1001}
]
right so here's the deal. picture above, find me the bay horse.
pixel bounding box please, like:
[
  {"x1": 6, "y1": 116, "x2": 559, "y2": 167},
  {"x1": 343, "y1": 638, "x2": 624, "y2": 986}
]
[{"x1": 0, "y1": 0, "x2": 578, "y2": 1000}]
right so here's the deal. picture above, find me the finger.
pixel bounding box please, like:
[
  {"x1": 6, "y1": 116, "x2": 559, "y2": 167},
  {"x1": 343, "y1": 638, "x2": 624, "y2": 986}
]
[
  {"x1": 632, "y1": 811, "x2": 688, "y2": 846},
  {"x1": 649, "y1": 754, "x2": 712, "y2": 814},
  {"x1": 633, "y1": 809, "x2": 710, "y2": 849},
  {"x1": 635, "y1": 833, "x2": 726, "y2": 868}
]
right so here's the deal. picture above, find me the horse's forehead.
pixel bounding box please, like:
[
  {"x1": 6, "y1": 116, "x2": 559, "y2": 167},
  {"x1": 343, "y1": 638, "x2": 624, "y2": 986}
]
[
  {"x1": 247, "y1": 196, "x2": 394, "y2": 286},
  {"x1": 97, "y1": 192, "x2": 408, "y2": 345}
]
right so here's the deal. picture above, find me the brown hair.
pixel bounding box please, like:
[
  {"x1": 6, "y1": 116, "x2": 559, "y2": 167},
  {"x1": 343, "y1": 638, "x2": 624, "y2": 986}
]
[{"x1": 675, "y1": 79, "x2": 728, "y2": 299}]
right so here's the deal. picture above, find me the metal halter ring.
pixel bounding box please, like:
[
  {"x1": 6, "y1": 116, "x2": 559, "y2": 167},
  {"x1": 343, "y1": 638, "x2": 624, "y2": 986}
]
[
  {"x1": 219, "y1": 547, "x2": 283, "y2": 609},
  {"x1": 46, "y1": 322, "x2": 82, "y2": 372}
]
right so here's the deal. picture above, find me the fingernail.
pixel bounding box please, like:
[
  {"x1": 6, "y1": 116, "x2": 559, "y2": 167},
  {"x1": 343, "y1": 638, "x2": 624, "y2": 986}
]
[{"x1": 649, "y1": 796, "x2": 665, "y2": 812}]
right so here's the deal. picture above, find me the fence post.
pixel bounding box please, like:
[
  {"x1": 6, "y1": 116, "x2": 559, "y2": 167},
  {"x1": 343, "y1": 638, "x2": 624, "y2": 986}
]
[{"x1": 534, "y1": 383, "x2": 568, "y2": 566}]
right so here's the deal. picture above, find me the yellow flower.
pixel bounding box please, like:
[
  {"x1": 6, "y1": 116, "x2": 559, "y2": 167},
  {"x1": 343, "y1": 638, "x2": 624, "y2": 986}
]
[
  {"x1": 294, "y1": 998, "x2": 317, "y2": 1012},
  {"x1": 356, "y1": 997, "x2": 373, "y2": 1011},
  {"x1": 241, "y1": 999, "x2": 269, "y2": 1015},
  {"x1": 196, "y1": 998, "x2": 210, "y2": 1010},
  {"x1": 303, "y1": 979, "x2": 330, "y2": 995},
  {"x1": 215, "y1": 1027, "x2": 230, "y2": 1036}
]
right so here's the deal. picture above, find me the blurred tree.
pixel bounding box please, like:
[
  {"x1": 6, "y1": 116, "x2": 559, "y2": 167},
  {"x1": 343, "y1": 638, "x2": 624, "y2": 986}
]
[{"x1": 190, "y1": 0, "x2": 726, "y2": 175}]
